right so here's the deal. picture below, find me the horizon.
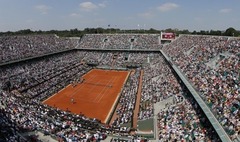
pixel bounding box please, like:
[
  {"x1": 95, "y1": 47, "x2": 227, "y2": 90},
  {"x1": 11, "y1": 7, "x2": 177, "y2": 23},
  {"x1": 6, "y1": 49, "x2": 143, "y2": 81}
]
[
  {"x1": 0, "y1": 0, "x2": 239, "y2": 32},
  {"x1": 0, "y1": 27, "x2": 233, "y2": 33}
]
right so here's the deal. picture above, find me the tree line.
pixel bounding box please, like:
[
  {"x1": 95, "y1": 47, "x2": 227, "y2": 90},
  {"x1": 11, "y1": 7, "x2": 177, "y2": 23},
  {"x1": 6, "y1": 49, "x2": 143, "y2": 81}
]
[{"x1": 0, "y1": 27, "x2": 239, "y2": 37}]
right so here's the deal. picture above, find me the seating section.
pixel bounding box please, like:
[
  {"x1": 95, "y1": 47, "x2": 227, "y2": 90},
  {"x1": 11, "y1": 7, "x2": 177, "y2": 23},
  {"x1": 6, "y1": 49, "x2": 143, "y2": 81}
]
[
  {"x1": 162, "y1": 35, "x2": 240, "y2": 140},
  {"x1": 0, "y1": 51, "x2": 125, "y2": 141},
  {"x1": 112, "y1": 69, "x2": 140, "y2": 125},
  {"x1": 132, "y1": 34, "x2": 160, "y2": 49},
  {"x1": 79, "y1": 34, "x2": 161, "y2": 49},
  {"x1": 0, "y1": 34, "x2": 78, "y2": 63},
  {"x1": 0, "y1": 34, "x2": 238, "y2": 141}
]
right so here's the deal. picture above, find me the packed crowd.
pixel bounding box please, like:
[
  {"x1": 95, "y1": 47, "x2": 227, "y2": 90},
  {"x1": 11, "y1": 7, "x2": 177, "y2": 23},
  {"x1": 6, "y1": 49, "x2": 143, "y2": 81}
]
[
  {"x1": 110, "y1": 137, "x2": 150, "y2": 142},
  {"x1": 0, "y1": 34, "x2": 78, "y2": 63},
  {"x1": 0, "y1": 90, "x2": 112, "y2": 142},
  {"x1": 0, "y1": 50, "x2": 126, "y2": 141},
  {"x1": 139, "y1": 54, "x2": 182, "y2": 120},
  {"x1": 0, "y1": 51, "x2": 96, "y2": 141},
  {"x1": 0, "y1": 107, "x2": 27, "y2": 142},
  {"x1": 0, "y1": 48, "x2": 154, "y2": 141},
  {"x1": 104, "y1": 34, "x2": 132, "y2": 49},
  {"x1": 1, "y1": 34, "x2": 237, "y2": 141},
  {"x1": 162, "y1": 35, "x2": 240, "y2": 140},
  {"x1": 134, "y1": 52, "x2": 219, "y2": 141},
  {"x1": 79, "y1": 34, "x2": 161, "y2": 49},
  {"x1": 112, "y1": 69, "x2": 140, "y2": 126},
  {"x1": 78, "y1": 34, "x2": 104, "y2": 49},
  {"x1": 132, "y1": 34, "x2": 160, "y2": 49},
  {"x1": 1, "y1": 51, "x2": 89, "y2": 100},
  {"x1": 157, "y1": 95, "x2": 219, "y2": 141}
]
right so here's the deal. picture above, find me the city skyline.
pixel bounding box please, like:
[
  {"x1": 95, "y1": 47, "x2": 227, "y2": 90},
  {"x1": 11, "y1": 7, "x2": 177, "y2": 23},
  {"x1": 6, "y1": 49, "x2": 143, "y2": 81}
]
[{"x1": 0, "y1": 0, "x2": 239, "y2": 32}]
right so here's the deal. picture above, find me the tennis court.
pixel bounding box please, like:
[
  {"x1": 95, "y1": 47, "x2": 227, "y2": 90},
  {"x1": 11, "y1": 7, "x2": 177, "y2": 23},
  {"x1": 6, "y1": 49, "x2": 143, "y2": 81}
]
[{"x1": 43, "y1": 69, "x2": 130, "y2": 123}]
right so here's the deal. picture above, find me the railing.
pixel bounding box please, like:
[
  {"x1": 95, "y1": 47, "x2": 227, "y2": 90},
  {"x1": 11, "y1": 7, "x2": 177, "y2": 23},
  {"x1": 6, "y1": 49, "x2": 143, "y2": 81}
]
[{"x1": 160, "y1": 50, "x2": 232, "y2": 142}]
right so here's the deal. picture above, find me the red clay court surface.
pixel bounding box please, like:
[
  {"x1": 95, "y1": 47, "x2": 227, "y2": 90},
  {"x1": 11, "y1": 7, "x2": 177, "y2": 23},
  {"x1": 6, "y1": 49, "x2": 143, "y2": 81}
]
[{"x1": 43, "y1": 69, "x2": 130, "y2": 123}]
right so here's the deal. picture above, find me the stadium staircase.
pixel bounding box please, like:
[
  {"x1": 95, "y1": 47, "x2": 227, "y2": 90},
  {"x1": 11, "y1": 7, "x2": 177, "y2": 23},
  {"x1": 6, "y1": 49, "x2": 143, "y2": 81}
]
[
  {"x1": 98, "y1": 52, "x2": 106, "y2": 62},
  {"x1": 205, "y1": 51, "x2": 232, "y2": 70},
  {"x1": 184, "y1": 46, "x2": 195, "y2": 56},
  {"x1": 101, "y1": 42, "x2": 106, "y2": 49},
  {"x1": 111, "y1": 53, "x2": 118, "y2": 68},
  {"x1": 130, "y1": 42, "x2": 133, "y2": 50}
]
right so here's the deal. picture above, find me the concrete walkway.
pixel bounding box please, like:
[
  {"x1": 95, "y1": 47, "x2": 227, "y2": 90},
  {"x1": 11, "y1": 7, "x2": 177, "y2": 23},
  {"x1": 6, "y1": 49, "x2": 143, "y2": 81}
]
[
  {"x1": 153, "y1": 97, "x2": 173, "y2": 141},
  {"x1": 133, "y1": 70, "x2": 144, "y2": 128},
  {"x1": 21, "y1": 131, "x2": 58, "y2": 142},
  {"x1": 35, "y1": 132, "x2": 58, "y2": 142}
]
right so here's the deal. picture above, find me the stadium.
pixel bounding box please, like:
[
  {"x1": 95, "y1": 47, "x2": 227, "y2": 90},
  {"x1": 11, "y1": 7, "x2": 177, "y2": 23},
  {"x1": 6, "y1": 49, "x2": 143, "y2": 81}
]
[
  {"x1": 0, "y1": 0, "x2": 240, "y2": 142},
  {"x1": 0, "y1": 33, "x2": 239, "y2": 142}
]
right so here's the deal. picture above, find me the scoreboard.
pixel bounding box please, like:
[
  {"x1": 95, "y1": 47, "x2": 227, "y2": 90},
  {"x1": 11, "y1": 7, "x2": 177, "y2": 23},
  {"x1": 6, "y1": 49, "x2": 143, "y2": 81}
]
[{"x1": 161, "y1": 32, "x2": 175, "y2": 40}]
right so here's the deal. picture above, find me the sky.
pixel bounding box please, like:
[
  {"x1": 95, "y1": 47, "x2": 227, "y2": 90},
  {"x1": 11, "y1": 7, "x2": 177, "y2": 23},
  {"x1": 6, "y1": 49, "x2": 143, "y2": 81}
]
[{"x1": 0, "y1": 0, "x2": 239, "y2": 32}]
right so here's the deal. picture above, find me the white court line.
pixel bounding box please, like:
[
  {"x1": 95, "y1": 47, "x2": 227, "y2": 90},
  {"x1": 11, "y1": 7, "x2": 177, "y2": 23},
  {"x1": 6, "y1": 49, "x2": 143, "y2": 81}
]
[
  {"x1": 104, "y1": 71, "x2": 130, "y2": 123},
  {"x1": 42, "y1": 84, "x2": 71, "y2": 103},
  {"x1": 95, "y1": 76, "x2": 118, "y2": 103},
  {"x1": 73, "y1": 76, "x2": 110, "y2": 103},
  {"x1": 96, "y1": 76, "x2": 116, "y2": 102},
  {"x1": 93, "y1": 77, "x2": 115, "y2": 103},
  {"x1": 68, "y1": 74, "x2": 97, "y2": 98},
  {"x1": 92, "y1": 82, "x2": 109, "y2": 103},
  {"x1": 87, "y1": 79, "x2": 102, "y2": 98}
]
